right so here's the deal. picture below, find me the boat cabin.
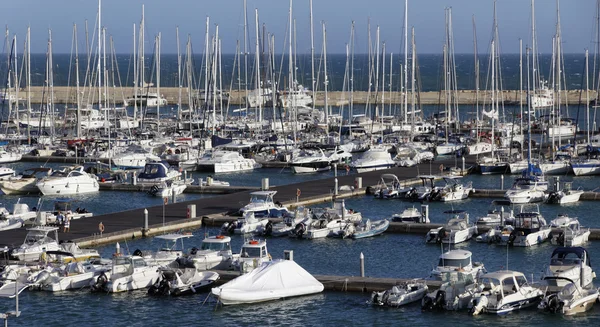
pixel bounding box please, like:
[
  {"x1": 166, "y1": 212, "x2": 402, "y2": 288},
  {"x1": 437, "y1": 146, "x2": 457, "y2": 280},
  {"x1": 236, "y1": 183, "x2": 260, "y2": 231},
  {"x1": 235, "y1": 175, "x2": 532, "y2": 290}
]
[
  {"x1": 239, "y1": 240, "x2": 269, "y2": 260},
  {"x1": 23, "y1": 226, "x2": 59, "y2": 247},
  {"x1": 438, "y1": 249, "x2": 473, "y2": 270},
  {"x1": 199, "y1": 235, "x2": 232, "y2": 255},
  {"x1": 478, "y1": 271, "x2": 528, "y2": 297},
  {"x1": 549, "y1": 247, "x2": 590, "y2": 269}
]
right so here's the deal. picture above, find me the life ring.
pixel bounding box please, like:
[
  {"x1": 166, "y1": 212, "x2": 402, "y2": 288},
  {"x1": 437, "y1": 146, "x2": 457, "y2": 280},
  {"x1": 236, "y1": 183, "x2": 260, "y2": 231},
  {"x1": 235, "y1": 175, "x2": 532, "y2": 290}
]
[
  {"x1": 249, "y1": 240, "x2": 259, "y2": 245},
  {"x1": 216, "y1": 235, "x2": 225, "y2": 239},
  {"x1": 98, "y1": 222, "x2": 105, "y2": 233}
]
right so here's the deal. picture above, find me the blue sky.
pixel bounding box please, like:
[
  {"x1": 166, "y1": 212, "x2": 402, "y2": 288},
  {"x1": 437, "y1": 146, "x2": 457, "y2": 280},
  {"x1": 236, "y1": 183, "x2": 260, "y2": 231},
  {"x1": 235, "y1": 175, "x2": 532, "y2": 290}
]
[{"x1": 0, "y1": 0, "x2": 596, "y2": 54}]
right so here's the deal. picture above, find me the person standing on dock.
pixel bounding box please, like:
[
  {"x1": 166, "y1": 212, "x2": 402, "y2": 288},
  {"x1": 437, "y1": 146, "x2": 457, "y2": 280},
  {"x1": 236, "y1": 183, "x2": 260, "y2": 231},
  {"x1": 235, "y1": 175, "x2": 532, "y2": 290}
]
[{"x1": 63, "y1": 211, "x2": 71, "y2": 233}]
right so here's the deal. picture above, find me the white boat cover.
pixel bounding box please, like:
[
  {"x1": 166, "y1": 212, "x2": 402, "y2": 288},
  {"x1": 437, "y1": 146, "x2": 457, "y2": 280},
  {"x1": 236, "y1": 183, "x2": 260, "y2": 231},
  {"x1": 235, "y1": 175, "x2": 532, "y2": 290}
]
[{"x1": 211, "y1": 259, "x2": 324, "y2": 305}]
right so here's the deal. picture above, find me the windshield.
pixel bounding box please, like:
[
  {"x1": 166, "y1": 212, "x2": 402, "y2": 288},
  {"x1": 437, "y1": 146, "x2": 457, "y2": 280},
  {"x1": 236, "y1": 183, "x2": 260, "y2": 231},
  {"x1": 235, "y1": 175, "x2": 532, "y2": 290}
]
[
  {"x1": 551, "y1": 252, "x2": 583, "y2": 266},
  {"x1": 24, "y1": 231, "x2": 49, "y2": 245},
  {"x1": 438, "y1": 258, "x2": 471, "y2": 268},
  {"x1": 240, "y1": 246, "x2": 262, "y2": 258},
  {"x1": 201, "y1": 242, "x2": 228, "y2": 251}
]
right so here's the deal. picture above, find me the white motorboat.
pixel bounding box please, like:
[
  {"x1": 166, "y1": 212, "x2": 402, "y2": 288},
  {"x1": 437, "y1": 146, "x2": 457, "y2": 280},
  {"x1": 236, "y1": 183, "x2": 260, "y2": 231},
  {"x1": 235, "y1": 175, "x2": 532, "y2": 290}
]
[
  {"x1": 538, "y1": 282, "x2": 599, "y2": 315},
  {"x1": 344, "y1": 219, "x2": 390, "y2": 239},
  {"x1": 551, "y1": 220, "x2": 590, "y2": 247},
  {"x1": 371, "y1": 281, "x2": 428, "y2": 307},
  {"x1": 422, "y1": 272, "x2": 482, "y2": 311},
  {"x1": 0, "y1": 166, "x2": 15, "y2": 180},
  {"x1": 435, "y1": 142, "x2": 463, "y2": 156},
  {"x1": 437, "y1": 176, "x2": 473, "y2": 202},
  {"x1": 188, "y1": 235, "x2": 237, "y2": 271},
  {"x1": 350, "y1": 147, "x2": 395, "y2": 173},
  {"x1": 0, "y1": 200, "x2": 37, "y2": 231},
  {"x1": 0, "y1": 150, "x2": 22, "y2": 163},
  {"x1": 92, "y1": 255, "x2": 161, "y2": 293},
  {"x1": 425, "y1": 210, "x2": 477, "y2": 244},
  {"x1": 232, "y1": 239, "x2": 271, "y2": 273},
  {"x1": 545, "y1": 182, "x2": 584, "y2": 204},
  {"x1": 11, "y1": 226, "x2": 61, "y2": 262},
  {"x1": 373, "y1": 174, "x2": 409, "y2": 199},
  {"x1": 238, "y1": 191, "x2": 290, "y2": 218},
  {"x1": 148, "y1": 264, "x2": 219, "y2": 296},
  {"x1": 469, "y1": 270, "x2": 545, "y2": 315},
  {"x1": 506, "y1": 205, "x2": 551, "y2": 247},
  {"x1": 476, "y1": 224, "x2": 514, "y2": 243},
  {"x1": 549, "y1": 214, "x2": 578, "y2": 228},
  {"x1": 541, "y1": 247, "x2": 596, "y2": 289},
  {"x1": 112, "y1": 146, "x2": 160, "y2": 169},
  {"x1": 137, "y1": 161, "x2": 182, "y2": 186},
  {"x1": 148, "y1": 180, "x2": 188, "y2": 198},
  {"x1": 265, "y1": 207, "x2": 313, "y2": 237},
  {"x1": 196, "y1": 150, "x2": 261, "y2": 174},
  {"x1": 504, "y1": 171, "x2": 548, "y2": 204},
  {"x1": 311, "y1": 199, "x2": 362, "y2": 223},
  {"x1": 0, "y1": 167, "x2": 53, "y2": 195},
  {"x1": 31, "y1": 258, "x2": 110, "y2": 292},
  {"x1": 304, "y1": 219, "x2": 354, "y2": 239},
  {"x1": 391, "y1": 205, "x2": 430, "y2": 223},
  {"x1": 289, "y1": 148, "x2": 332, "y2": 174},
  {"x1": 405, "y1": 175, "x2": 439, "y2": 201},
  {"x1": 36, "y1": 166, "x2": 99, "y2": 196},
  {"x1": 211, "y1": 259, "x2": 323, "y2": 305},
  {"x1": 475, "y1": 200, "x2": 514, "y2": 226},
  {"x1": 221, "y1": 212, "x2": 270, "y2": 235},
  {"x1": 430, "y1": 249, "x2": 487, "y2": 281},
  {"x1": 139, "y1": 233, "x2": 194, "y2": 266}
]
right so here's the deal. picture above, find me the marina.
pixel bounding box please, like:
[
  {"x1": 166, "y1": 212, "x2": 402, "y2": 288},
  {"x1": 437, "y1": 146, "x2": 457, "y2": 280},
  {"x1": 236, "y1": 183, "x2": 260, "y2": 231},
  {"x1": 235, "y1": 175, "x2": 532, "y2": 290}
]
[{"x1": 2, "y1": 0, "x2": 600, "y2": 326}]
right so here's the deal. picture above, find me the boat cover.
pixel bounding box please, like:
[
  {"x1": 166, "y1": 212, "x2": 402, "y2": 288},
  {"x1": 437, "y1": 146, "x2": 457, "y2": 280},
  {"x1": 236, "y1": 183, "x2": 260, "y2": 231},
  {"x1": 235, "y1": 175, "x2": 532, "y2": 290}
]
[{"x1": 211, "y1": 259, "x2": 323, "y2": 305}]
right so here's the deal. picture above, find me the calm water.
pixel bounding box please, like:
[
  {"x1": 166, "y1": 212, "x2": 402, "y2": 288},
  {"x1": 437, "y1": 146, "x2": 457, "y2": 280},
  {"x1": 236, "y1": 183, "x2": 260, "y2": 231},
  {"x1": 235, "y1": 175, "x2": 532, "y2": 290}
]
[{"x1": 2, "y1": 161, "x2": 600, "y2": 326}]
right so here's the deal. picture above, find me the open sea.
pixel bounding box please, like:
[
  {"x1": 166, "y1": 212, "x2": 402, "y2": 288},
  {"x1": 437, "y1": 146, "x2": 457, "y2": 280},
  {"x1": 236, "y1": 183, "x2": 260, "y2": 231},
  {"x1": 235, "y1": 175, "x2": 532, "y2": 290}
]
[{"x1": 1, "y1": 160, "x2": 600, "y2": 326}]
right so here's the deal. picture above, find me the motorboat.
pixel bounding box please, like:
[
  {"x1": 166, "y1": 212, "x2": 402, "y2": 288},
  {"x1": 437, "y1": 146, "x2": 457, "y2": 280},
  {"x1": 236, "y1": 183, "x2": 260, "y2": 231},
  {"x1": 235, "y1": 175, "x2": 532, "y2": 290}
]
[
  {"x1": 373, "y1": 174, "x2": 409, "y2": 199},
  {"x1": 221, "y1": 212, "x2": 270, "y2": 235},
  {"x1": 148, "y1": 262, "x2": 219, "y2": 296},
  {"x1": 304, "y1": 219, "x2": 354, "y2": 239},
  {"x1": 288, "y1": 148, "x2": 332, "y2": 174},
  {"x1": 238, "y1": 191, "x2": 290, "y2": 218},
  {"x1": 10, "y1": 226, "x2": 61, "y2": 262},
  {"x1": 549, "y1": 214, "x2": 578, "y2": 228},
  {"x1": 371, "y1": 280, "x2": 428, "y2": 307},
  {"x1": 30, "y1": 257, "x2": 110, "y2": 292},
  {"x1": 91, "y1": 255, "x2": 161, "y2": 293},
  {"x1": 545, "y1": 182, "x2": 584, "y2": 204},
  {"x1": 437, "y1": 177, "x2": 473, "y2": 202},
  {"x1": 541, "y1": 247, "x2": 596, "y2": 289},
  {"x1": 112, "y1": 146, "x2": 161, "y2": 169},
  {"x1": 0, "y1": 149, "x2": 22, "y2": 164},
  {"x1": 264, "y1": 207, "x2": 312, "y2": 237},
  {"x1": 196, "y1": 150, "x2": 261, "y2": 174},
  {"x1": 0, "y1": 200, "x2": 37, "y2": 231},
  {"x1": 36, "y1": 166, "x2": 99, "y2": 196},
  {"x1": 538, "y1": 282, "x2": 599, "y2": 315},
  {"x1": 350, "y1": 147, "x2": 395, "y2": 173},
  {"x1": 0, "y1": 167, "x2": 53, "y2": 195},
  {"x1": 476, "y1": 224, "x2": 515, "y2": 244},
  {"x1": 469, "y1": 270, "x2": 545, "y2": 315},
  {"x1": 25, "y1": 199, "x2": 94, "y2": 226},
  {"x1": 232, "y1": 239, "x2": 271, "y2": 273},
  {"x1": 148, "y1": 180, "x2": 188, "y2": 198},
  {"x1": 430, "y1": 249, "x2": 486, "y2": 281},
  {"x1": 504, "y1": 168, "x2": 548, "y2": 204},
  {"x1": 422, "y1": 272, "x2": 482, "y2": 311},
  {"x1": 0, "y1": 167, "x2": 15, "y2": 180},
  {"x1": 425, "y1": 210, "x2": 477, "y2": 244},
  {"x1": 475, "y1": 200, "x2": 514, "y2": 226},
  {"x1": 137, "y1": 161, "x2": 183, "y2": 186},
  {"x1": 506, "y1": 205, "x2": 551, "y2": 247},
  {"x1": 188, "y1": 235, "x2": 237, "y2": 271},
  {"x1": 343, "y1": 219, "x2": 389, "y2": 239},
  {"x1": 211, "y1": 259, "x2": 324, "y2": 305},
  {"x1": 405, "y1": 175, "x2": 438, "y2": 201},
  {"x1": 139, "y1": 233, "x2": 194, "y2": 266},
  {"x1": 550, "y1": 220, "x2": 590, "y2": 247},
  {"x1": 392, "y1": 205, "x2": 430, "y2": 223},
  {"x1": 311, "y1": 199, "x2": 362, "y2": 223}
]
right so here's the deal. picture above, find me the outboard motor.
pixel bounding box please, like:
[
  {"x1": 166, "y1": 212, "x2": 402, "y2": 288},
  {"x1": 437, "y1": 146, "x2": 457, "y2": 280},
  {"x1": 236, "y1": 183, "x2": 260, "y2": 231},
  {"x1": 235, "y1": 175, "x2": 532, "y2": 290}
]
[
  {"x1": 189, "y1": 247, "x2": 198, "y2": 255},
  {"x1": 546, "y1": 192, "x2": 559, "y2": 204},
  {"x1": 133, "y1": 249, "x2": 144, "y2": 257},
  {"x1": 227, "y1": 223, "x2": 236, "y2": 234},
  {"x1": 555, "y1": 232, "x2": 565, "y2": 246},
  {"x1": 433, "y1": 290, "x2": 446, "y2": 310},
  {"x1": 546, "y1": 294, "x2": 563, "y2": 313},
  {"x1": 435, "y1": 228, "x2": 447, "y2": 244},
  {"x1": 91, "y1": 272, "x2": 108, "y2": 292},
  {"x1": 293, "y1": 223, "x2": 306, "y2": 238},
  {"x1": 32, "y1": 270, "x2": 51, "y2": 286},
  {"x1": 263, "y1": 221, "x2": 273, "y2": 236},
  {"x1": 508, "y1": 230, "x2": 517, "y2": 246}
]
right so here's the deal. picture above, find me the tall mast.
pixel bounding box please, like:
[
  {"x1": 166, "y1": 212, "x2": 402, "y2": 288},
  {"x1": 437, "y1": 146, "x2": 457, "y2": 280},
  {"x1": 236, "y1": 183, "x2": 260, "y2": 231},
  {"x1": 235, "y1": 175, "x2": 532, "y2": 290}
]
[
  {"x1": 403, "y1": 0, "x2": 408, "y2": 123},
  {"x1": 243, "y1": 0, "x2": 249, "y2": 107},
  {"x1": 97, "y1": 0, "x2": 102, "y2": 110},
  {"x1": 411, "y1": 27, "x2": 416, "y2": 127},
  {"x1": 204, "y1": 17, "x2": 210, "y2": 114},
  {"x1": 531, "y1": 0, "x2": 537, "y2": 106},
  {"x1": 133, "y1": 23, "x2": 137, "y2": 121},
  {"x1": 156, "y1": 32, "x2": 161, "y2": 134},
  {"x1": 323, "y1": 22, "x2": 328, "y2": 123},
  {"x1": 472, "y1": 15, "x2": 479, "y2": 122},
  {"x1": 310, "y1": 0, "x2": 315, "y2": 105},
  {"x1": 75, "y1": 24, "x2": 81, "y2": 138},
  {"x1": 491, "y1": 40, "x2": 496, "y2": 160},
  {"x1": 586, "y1": 49, "x2": 590, "y2": 144},
  {"x1": 519, "y1": 38, "x2": 524, "y2": 154},
  {"x1": 255, "y1": 8, "x2": 262, "y2": 122},
  {"x1": 176, "y1": 26, "x2": 182, "y2": 120}
]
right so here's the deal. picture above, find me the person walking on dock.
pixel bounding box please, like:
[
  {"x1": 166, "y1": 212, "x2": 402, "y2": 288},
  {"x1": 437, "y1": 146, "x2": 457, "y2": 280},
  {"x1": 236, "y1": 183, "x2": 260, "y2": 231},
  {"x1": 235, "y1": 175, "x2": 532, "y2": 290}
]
[{"x1": 63, "y1": 212, "x2": 71, "y2": 233}]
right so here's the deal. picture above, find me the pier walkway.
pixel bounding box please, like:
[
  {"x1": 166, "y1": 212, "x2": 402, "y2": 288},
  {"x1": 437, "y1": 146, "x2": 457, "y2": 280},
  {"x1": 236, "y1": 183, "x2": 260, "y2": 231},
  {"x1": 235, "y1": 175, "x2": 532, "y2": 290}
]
[{"x1": 0, "y1": 156, "x2": 473, "y2": 248}]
